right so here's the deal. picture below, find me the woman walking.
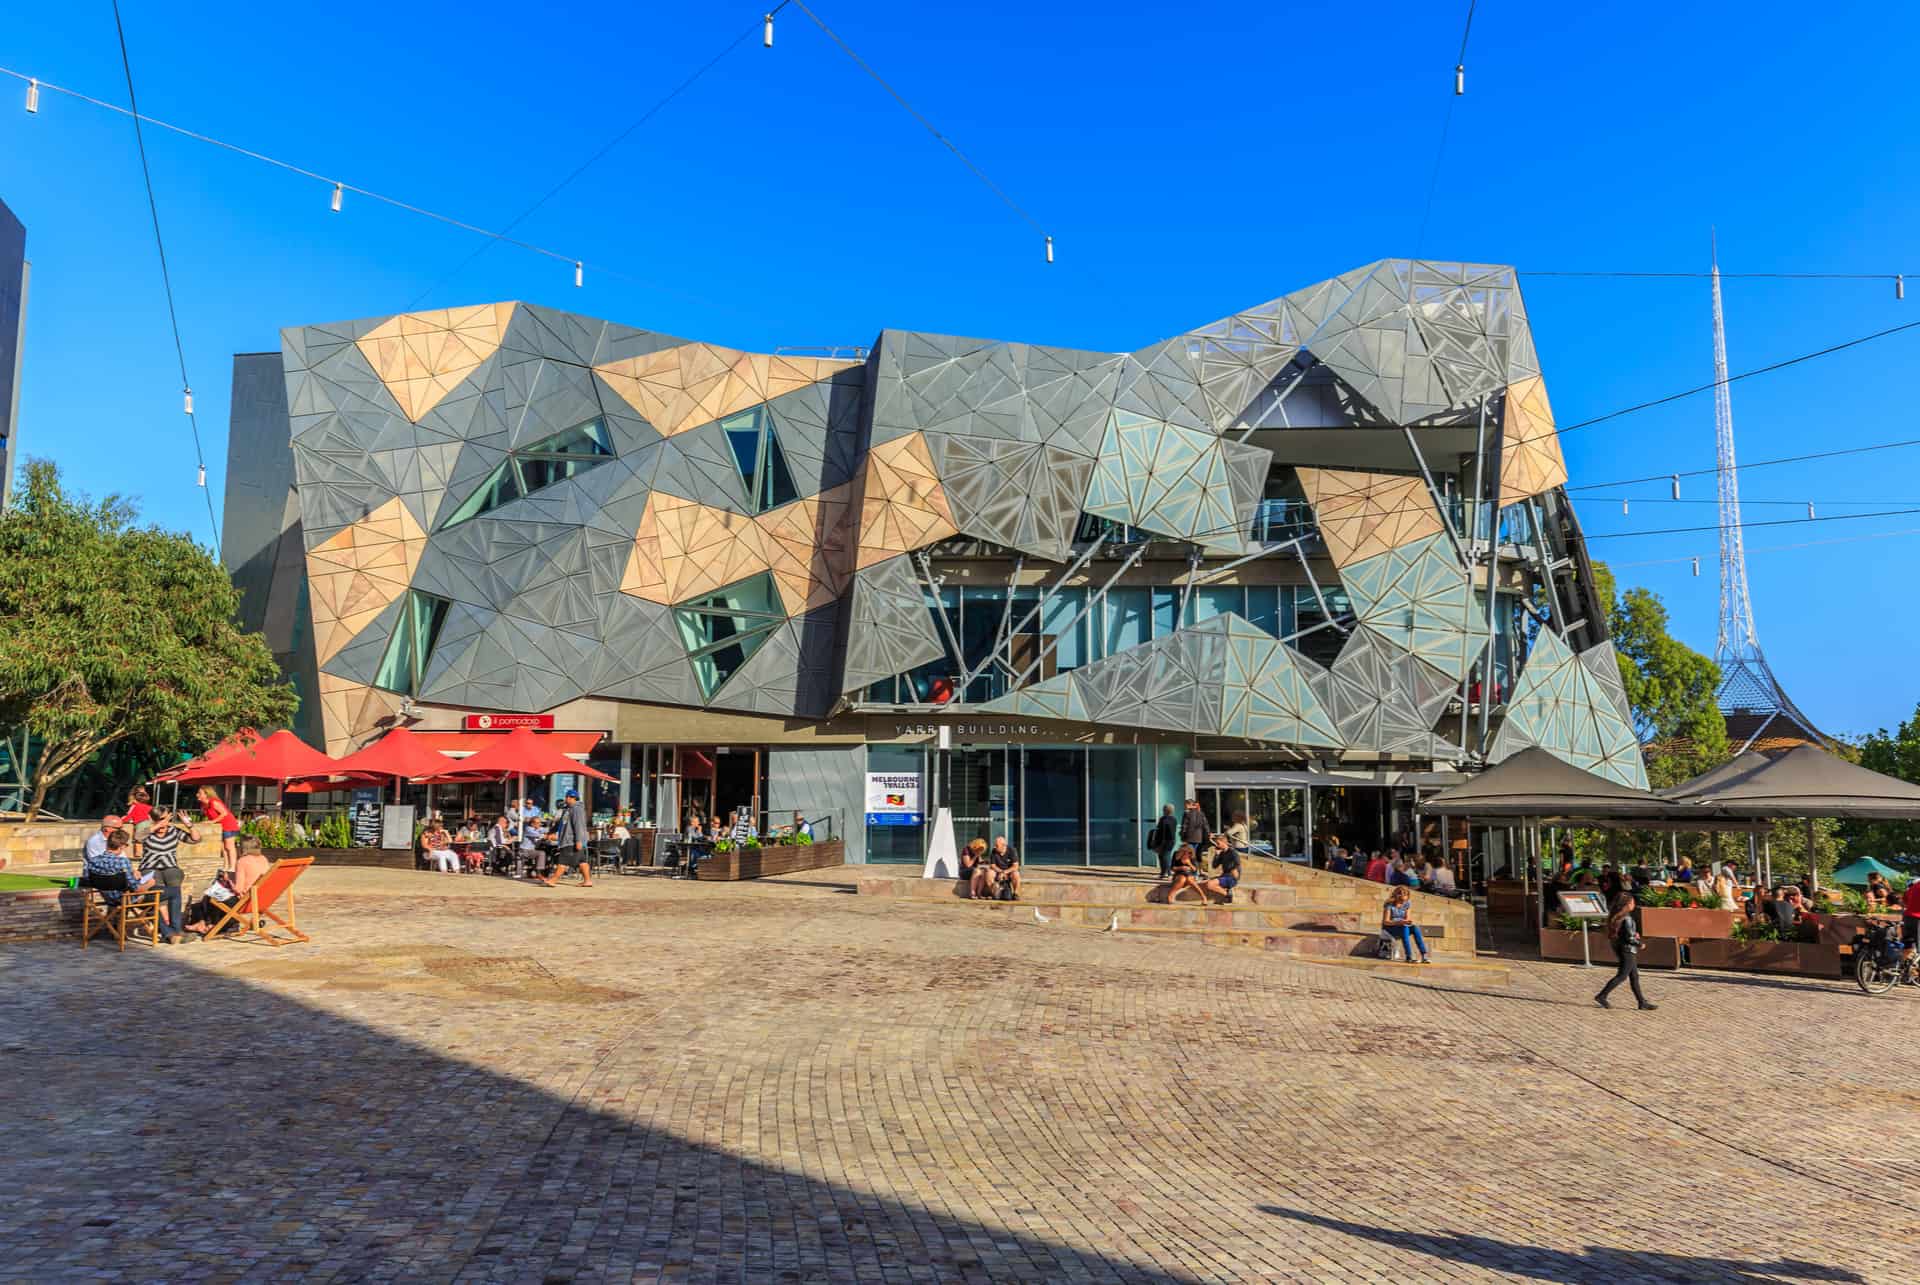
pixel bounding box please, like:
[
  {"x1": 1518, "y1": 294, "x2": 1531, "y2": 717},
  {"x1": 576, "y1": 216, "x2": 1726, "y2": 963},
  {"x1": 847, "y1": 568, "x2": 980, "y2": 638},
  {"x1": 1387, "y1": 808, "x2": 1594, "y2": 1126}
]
[{"x1": 1595, "y1": 892, "x2": 1659, "y2": 1011}]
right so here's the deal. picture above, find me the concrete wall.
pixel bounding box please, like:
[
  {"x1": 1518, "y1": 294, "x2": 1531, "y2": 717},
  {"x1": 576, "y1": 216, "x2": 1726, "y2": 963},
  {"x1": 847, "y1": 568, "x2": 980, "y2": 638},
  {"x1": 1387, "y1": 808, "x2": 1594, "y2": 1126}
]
[{"x1": 766, "y1": 745, "x2": 866, "y2": 864}]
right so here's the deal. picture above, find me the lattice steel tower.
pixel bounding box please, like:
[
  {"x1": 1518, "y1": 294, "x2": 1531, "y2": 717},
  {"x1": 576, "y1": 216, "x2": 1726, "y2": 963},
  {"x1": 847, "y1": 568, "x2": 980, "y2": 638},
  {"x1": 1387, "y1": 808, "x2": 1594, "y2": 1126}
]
[{"x1": 1710, "y1": 246, "x2": 1823, "y2": 751}]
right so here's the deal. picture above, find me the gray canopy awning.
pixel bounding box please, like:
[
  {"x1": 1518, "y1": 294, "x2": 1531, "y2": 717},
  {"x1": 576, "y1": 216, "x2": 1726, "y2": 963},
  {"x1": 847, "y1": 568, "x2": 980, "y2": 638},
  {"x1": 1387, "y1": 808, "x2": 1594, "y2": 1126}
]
[
  {"x1": 1420, "y1": 748, "x2": 1685, "y2": 820},
  {"x1": 1658, "y1": 744, "x2": 1920, "y2": 820}
]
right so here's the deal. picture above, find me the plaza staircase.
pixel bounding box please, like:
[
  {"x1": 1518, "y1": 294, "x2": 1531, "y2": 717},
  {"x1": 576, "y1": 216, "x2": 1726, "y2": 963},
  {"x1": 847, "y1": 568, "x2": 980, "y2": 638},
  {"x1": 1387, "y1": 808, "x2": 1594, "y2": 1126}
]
[{"x1": 856, "y1": 857, "x2": 1508, "y2": 987}]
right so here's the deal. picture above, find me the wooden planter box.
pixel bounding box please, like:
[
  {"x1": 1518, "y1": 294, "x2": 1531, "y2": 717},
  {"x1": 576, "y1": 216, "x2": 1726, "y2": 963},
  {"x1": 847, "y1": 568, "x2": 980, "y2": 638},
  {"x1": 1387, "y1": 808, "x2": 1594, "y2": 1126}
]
[
  {"x1": 266, "y1": 846, "x2": 415, "y2": 870},
  {"x1": 1539, "y1": 927, "x2": 1679, "y2": 968},
  {"x1": 1638, "y1": 907, "x2": 1738, "y2": 940},
  {"x1": 0, "y1": 885, "x2": 86, "y2": 943},
  {"x1": 697, "y1": 839, "x2": 845, "y2": 881},
  {"x1": 1685, "y1": 938, "x2": 1845, "y2": 977},
  {"x1": 1811, "y1": 912, "x2": 1899, "y2": 948},
  {"x1": 1486, "y1": 879, "x2": 1531, "y2": 919}
]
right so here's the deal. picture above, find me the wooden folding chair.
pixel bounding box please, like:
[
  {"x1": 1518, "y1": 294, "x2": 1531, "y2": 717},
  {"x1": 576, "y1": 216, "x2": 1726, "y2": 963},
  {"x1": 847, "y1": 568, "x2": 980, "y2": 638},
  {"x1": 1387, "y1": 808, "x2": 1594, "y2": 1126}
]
[
  {"x1": 82, "y1": 886, "x2": 163, "y2": 952},
  {"x1": 200, "y1": 857, "x2": 315, "y2": 947}
]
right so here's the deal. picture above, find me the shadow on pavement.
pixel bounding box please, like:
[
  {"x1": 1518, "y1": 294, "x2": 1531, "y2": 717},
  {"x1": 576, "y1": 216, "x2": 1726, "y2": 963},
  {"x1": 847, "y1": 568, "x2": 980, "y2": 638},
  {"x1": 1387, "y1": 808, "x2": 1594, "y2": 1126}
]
[
  {"x1": 0, "y1": 942, "x2": 1194, "y2": 1283},
  {"x1": 1257, "y1": 1206, "x2": 1865, "y2": 1284}
]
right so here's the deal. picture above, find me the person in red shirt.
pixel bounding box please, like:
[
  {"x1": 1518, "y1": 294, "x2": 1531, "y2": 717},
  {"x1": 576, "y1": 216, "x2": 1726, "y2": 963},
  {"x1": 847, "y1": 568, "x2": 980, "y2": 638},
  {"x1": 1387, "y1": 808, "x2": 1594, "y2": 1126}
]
[
  {"x1": 122, "y1": 786, "x2": 153, "y2": 827},
  {"x1": 197, "y1": 786, "x2": 240, "y2": 874},
  {"x1": 1902, "y1": 879, "x2": 1920, "y2": 961},
  {"x1": 1364, "y1": 851, "x2": 1390, "y2": 883}
]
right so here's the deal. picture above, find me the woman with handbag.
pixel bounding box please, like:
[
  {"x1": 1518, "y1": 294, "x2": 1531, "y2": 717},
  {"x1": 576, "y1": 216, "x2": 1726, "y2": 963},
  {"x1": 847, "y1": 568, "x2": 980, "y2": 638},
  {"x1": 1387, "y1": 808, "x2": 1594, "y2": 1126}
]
[{"x1": 1595, "y1": 892, "x2": 1659, "y2": 1011}]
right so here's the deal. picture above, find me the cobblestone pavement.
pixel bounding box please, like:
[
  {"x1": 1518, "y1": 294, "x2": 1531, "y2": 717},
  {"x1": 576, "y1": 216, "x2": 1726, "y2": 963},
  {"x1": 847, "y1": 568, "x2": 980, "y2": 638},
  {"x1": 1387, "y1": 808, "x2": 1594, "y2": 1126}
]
[{"x1": 3, "y1": 864, "x2": 1916, "y2": 1283}]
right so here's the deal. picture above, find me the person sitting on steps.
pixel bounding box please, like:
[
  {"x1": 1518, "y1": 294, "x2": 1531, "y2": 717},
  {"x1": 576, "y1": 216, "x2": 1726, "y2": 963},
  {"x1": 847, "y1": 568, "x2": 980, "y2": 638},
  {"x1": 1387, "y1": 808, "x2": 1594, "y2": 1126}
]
[
  {"x1": 1192, "y1": 835, "x2": 1242, "y2": 904},
  {"x1": 1164, "y1": 844, "x2": 1204, "y2": 903},
  {"x1": 987, "y1": 834, "x2": 1021, "y2": 901},
  {"x1": 1381, "y1": 885, "x2": 1431, "y2": 964},
  {"x1": 961, "y1": 838, "x2": 993, "y2": 899}
]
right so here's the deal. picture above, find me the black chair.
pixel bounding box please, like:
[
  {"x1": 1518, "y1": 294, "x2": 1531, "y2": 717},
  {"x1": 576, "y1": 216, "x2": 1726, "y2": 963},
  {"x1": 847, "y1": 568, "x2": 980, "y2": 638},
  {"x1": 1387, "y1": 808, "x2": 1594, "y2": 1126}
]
[
  {"x1": 618, "y1": 835, "x2": 642, "y2": 873},
  {"x1": 591, "y1": 839, "x2": 622, "y2": 873}
]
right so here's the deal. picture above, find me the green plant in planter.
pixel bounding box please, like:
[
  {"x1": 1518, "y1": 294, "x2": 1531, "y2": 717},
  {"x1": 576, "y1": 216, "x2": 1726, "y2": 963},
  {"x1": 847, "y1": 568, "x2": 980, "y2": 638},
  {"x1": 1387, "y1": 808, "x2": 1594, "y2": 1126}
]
[
  {"x1": 1731, "y1": 919, "x2": 1784, "y2": 943},
  {"x1": 1553, "y1": 913, "x2": 1595, "y2": 932},
  {"x1": 311, "y1": 812, "x2": 352, "y2": 849},
  {"x1": 743, "y1": 836, "x2": 762, "y2": 849},
  {"x1": 712, "y1": 839, "x2": 734, "y2": 854},
  {"x1": 793, "y1": 831, "x2": 813, "y2": 846}
]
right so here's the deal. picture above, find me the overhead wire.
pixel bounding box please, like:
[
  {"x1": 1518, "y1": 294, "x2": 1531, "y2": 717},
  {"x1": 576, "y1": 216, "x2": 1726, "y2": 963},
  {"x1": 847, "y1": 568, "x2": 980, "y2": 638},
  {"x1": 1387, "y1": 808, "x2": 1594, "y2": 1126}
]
[
  {"x1": 405, "y1": 3, "x2": 792, "y2": 307},
  {"x1": 1413, "y1": 0, "x2": 1476, "y2": 255},
  {"x1": 787, "y1": 0, "x2": 1051, "y2": 251},
  {"x1": 1611, "y1": 525, "x2": 1920, "y2": 568},
  {"x1": 107, "y1": 0, "x2": 219, "y2": 554}
]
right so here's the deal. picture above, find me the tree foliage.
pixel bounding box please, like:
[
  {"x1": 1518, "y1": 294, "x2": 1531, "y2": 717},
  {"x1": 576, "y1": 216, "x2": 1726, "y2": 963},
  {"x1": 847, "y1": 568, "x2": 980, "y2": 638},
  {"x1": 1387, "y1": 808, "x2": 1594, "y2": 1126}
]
[
  {"x1": 0, "y1": 459, "x2": 296, "y2": 816},
  {"x1": 1591, "y1": 562, "x2": 1727, "y2": 788},
  {"x1": 1841, "y1": 701, "x2": 1920, "y2": 858}
]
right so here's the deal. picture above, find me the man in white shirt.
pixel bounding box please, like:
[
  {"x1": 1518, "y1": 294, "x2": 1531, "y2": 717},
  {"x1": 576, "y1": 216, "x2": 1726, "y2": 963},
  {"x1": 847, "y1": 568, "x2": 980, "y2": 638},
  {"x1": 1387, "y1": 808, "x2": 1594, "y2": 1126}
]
[{"x1": 1431, "y1": 863, "x2": 1458, "y2": 894}]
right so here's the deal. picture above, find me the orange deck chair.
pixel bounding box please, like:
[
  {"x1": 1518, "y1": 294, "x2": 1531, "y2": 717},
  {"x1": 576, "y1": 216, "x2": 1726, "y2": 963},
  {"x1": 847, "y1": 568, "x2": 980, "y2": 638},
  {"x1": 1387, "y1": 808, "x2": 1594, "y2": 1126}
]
[{"x1": 201, "y1": 857, "x2": 315, "y2": 947}]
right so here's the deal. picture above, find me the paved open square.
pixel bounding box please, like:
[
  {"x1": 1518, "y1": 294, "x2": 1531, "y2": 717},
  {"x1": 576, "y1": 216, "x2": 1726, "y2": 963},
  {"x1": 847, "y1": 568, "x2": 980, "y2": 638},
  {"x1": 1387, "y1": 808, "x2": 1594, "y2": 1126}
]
[{"x1": 4, "y1": 867, "x2": 1916, "y2": 1283}]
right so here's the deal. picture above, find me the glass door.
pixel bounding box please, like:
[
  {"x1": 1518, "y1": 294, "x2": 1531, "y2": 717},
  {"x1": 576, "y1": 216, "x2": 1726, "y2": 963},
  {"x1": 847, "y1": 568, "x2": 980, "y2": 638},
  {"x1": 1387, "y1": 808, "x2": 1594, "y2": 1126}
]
[
  {"x1": 951, "y1": 747, "x2": 1012, "y2": 851},
  {"x1": 1021, "y1": 746, "x2": 1084, "y2": 864}
]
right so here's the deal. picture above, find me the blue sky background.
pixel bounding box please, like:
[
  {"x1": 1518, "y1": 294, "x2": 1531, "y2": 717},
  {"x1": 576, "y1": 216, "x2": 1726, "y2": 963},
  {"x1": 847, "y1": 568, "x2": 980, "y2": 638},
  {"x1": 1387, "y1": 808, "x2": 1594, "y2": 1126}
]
[{"x1": 2, "y1": 1, "x2": 1917, "y2": 736}]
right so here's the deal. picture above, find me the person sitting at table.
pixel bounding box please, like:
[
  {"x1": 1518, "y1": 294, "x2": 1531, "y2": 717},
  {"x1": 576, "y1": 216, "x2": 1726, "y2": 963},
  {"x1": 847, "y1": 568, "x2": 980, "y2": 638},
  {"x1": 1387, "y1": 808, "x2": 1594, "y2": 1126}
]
[
  {"x1": 1672, "y1": 858, "x2": 1696, "y2": 886},
  {"x1": 82, "y1": 828, "x2": 152, "y2": 909},
  {"x1": 1430, "y1": 860, "x2": 1458, "y2": 896},
  {"x1": 1865, "y1": 871, "x2": 1895, "y2": 909},
  {"x1": 1327, "y1": 846, "x2": 1351, "y2": 876},
  {"x1": 1712, "y1": 863, "x2": 1741, "y2": 909},
  {"x1": 421, "y1": 820, "x2": 459, "y2": 874},
  {"x1": 1163, "y1": 844, "x2": 1206, "y2": 903}
]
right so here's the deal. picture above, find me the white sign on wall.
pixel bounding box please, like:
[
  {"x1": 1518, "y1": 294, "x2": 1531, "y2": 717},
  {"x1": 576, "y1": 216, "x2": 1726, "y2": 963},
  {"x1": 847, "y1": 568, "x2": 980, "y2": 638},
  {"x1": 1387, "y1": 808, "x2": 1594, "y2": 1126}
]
[{"x1": 864, "y1": 773, "x2": 923, "y2": 826}]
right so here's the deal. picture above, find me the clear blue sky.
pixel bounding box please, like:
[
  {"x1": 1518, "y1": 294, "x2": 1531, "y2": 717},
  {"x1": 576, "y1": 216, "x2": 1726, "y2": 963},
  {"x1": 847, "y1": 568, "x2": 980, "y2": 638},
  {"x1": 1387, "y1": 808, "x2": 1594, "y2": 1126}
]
[{"x1": 2, "y1": 1, "x2": 1917, "y2": 737}]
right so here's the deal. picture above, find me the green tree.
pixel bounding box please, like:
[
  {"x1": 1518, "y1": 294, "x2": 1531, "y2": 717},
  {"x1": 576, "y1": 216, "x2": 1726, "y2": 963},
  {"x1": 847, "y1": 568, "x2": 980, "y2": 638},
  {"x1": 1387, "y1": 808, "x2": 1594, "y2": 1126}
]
[
  {"x1": 1841, "y1": 702, "x2": 1920, "y2": 858},
  {"x1": 0, "y1": 459, "x2": 296, "y2": 817},
  {"x1": 1591, "y1": 562, "x2": 1727, "y2": 788}
]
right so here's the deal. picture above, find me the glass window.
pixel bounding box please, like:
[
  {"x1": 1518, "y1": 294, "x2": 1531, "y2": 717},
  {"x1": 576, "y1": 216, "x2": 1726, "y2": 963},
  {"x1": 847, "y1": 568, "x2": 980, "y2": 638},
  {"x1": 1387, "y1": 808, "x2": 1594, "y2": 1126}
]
[
  {"x1": 1186, "y1": 584, "x2": 1245, "y2": 627},
  {"x1": 1088, "y1": 747, "x2": 1137, "y2": 866},
  {"x1": 959, "y1": 586, "x2": 1007, "y2": 701},
  {"x1": 441, "y1": 418, "x2": 614, "y2": 528},
  {"x1": 1244, "y1": 585, "x2": 1280, "y2": 635},
  {"x1": 718, "y1": 405, "x2": 801, "y2": 514},
  {"x1": 1040, "y1": 588, "x2": 1086, "y2": 672},
  {"x1": 1151, "y1": 587, "x2": 1180, "y2": 638},
  {"x1": 372, "y1": 590, "x2": 451, "y2": 696},
  {"x1": 865, "y1": 744, "x2": 926, "y2": 864},
  {"x1": 1021, "y1": 747, "x2": 1083, "y2": 865},
  {"x1": 673, "y1": 573, "x2": 787, "y2": 699},
  {"x1": 1102, "y1": 587, "x2": 1150, "y2": 658}
]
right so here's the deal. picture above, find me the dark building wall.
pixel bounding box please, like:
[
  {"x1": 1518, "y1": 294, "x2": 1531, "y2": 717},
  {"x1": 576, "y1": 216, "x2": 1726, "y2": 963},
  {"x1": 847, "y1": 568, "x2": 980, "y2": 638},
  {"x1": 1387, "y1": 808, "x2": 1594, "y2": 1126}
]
[
  {"x1": 0, "y1": 197, "x2": 26, "y2": 509},
  {"x1": 224, "y1": 351, "x2": 320, "y2": 744}
]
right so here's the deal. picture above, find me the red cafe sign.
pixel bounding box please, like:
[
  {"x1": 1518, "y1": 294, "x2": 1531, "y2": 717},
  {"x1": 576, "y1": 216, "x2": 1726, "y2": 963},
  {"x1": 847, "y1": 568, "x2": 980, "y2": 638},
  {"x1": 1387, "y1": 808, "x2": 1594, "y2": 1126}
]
[{"x1": 463, "y1": 713, "x2": 556, "y2": 731}]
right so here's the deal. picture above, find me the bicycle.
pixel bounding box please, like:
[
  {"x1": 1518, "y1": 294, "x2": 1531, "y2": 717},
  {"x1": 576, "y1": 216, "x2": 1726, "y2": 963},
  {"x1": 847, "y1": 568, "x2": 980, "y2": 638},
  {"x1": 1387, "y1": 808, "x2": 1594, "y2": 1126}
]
[{"x1": 1852, "y1": 921, "x2": 1919, "y2": 994}]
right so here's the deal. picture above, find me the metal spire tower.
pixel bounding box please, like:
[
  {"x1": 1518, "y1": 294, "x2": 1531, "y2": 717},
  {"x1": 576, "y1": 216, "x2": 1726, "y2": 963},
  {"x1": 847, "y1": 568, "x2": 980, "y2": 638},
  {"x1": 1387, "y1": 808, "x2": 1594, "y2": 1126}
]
[{"x1": 1710, "y1": 244, "x2": 1823, "y2": 751}]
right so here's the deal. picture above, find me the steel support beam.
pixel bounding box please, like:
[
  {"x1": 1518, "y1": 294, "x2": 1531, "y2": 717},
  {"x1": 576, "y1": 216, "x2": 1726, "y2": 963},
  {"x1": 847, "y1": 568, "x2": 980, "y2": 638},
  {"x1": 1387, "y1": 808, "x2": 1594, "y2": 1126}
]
[{"x1": 950, "y1": 531, "x2": 1109, "y2": 700}]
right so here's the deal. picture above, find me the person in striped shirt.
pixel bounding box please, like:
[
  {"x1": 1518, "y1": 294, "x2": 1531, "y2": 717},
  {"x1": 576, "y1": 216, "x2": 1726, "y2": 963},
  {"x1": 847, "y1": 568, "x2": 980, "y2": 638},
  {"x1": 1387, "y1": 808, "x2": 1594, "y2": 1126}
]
[{"x1": 136, "y1": 808, "x2": 198, "y2": 944}]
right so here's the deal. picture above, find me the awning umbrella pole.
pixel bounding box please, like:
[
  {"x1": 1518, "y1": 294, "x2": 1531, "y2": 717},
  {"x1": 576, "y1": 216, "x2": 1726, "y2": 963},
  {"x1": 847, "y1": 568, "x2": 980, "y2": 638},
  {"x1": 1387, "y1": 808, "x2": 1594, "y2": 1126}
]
[{"x1": 1806, "y1": 818, "x2": 1817, "y2": 892}]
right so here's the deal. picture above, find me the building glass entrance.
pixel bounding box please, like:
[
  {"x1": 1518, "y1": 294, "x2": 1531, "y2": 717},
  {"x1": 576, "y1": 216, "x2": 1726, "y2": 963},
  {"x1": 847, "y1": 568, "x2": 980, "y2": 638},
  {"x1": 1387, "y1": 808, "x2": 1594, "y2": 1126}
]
[{"x1": 864, "y1": 743, "x2": 1186, "y2": 867}]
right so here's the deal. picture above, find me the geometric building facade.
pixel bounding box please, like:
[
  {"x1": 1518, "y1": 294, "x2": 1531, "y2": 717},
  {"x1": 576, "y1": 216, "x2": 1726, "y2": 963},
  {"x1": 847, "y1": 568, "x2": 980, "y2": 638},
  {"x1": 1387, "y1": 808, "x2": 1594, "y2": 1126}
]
[{"x1": 228, "y1": 259, "x2": 1644, "y2": 866}]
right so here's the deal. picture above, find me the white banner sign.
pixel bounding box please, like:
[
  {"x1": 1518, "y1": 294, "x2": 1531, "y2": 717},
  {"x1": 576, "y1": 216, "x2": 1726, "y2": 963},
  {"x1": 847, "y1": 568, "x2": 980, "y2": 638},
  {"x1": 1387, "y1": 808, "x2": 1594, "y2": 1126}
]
[{"x1": 864, "y1": 772, "x2": 923, "y2": 826}]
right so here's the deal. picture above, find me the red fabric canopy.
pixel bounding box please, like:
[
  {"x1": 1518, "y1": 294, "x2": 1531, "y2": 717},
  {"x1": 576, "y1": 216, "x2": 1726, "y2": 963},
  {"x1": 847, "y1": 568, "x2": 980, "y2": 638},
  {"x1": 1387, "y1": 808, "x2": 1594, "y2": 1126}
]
[
  {"x1": 419, "y1": 725, "x2": 613, "y2": 782},
  {"x1": 169, "y1": 729, "x2": 335, "y2": 784},
  {"x1": 326, "y1": 725, "x2": 462, "y2": 782},
  {"x1": 155, "y1": 729, "x2": 262, "y2": 782}
]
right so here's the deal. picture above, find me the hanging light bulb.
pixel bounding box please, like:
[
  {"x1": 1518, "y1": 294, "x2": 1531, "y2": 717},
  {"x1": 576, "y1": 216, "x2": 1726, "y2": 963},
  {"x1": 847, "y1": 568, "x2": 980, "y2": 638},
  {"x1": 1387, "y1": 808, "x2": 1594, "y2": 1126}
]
[
  {"x1": 1621, "y1": 498, "x2": 1629, "y2": 516},
  {"x1": 1898, "y1": 274, "x2": 1906, "y2": 301},
  {"x1": 330, "y1": 182, "x2": 343, "y2": 212},
  {"x1": 197, "y1": 464, "x2": 206, "y2": 487},
  {"x1": 764, "y1": 12, "x2": 774, "y2": 47},
  {"x1": 573, "y1": 261, "x2": 584, "y2": 287},
  {"x1": 183, "y1": 386, "x2": 194, "y2": 415},
  {"x1": 1454, "y1": 64, "x2": 1465, "y2": 95},
  {"x1": 25, "y1": 78, "x2": 39, "y2": 114},
  {"x1": 1044, "y1": 235, "x2": 1054, "y2": 264},
  {"x1": 1807, "y1": 500, "x2": 1816, "y2": 520},
  {"x1": 1671, "y1": 473, "x2": 1681, "y2": 500},
  {"x1": 1691, "y1": 556, "x2": 1700, "y2": 577}
]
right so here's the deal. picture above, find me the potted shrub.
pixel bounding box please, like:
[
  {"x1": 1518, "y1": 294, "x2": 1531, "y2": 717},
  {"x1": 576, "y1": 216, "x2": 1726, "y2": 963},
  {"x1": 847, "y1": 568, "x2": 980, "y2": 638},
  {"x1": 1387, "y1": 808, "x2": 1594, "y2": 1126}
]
[{"x1": 1637, "y1": 889, "x2": 1737, "y2": 941}]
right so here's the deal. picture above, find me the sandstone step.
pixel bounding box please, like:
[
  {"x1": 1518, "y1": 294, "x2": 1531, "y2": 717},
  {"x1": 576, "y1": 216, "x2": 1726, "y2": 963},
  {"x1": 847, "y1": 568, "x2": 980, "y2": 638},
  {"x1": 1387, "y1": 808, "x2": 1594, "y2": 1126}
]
[
  {"x1": 957, "y1": 896, "x2": 1469, "y2": 950},
  {"x1": 1107, "y1": 924, "x2": 1508, "y2": 984}
]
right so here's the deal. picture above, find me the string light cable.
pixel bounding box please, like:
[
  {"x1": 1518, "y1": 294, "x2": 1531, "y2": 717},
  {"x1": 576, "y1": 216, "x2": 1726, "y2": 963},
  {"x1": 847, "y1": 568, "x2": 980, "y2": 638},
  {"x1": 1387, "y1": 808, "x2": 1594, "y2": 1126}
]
[
  {"x1": 107, "y1": 0, "x2": 220, "y2": 553},
  {"x1": 405, "y1": 2, "x2": 794, "y2": 306},
  {"x1": 1610, "y1": 524, "x2": 1920, "y2": 569},
  {"x1": 1414, "y1": 0, "x2": 1478, "y2": 255},
  {"x1": 786, "y1": 0, "x2": 1054, "y2": 261}
]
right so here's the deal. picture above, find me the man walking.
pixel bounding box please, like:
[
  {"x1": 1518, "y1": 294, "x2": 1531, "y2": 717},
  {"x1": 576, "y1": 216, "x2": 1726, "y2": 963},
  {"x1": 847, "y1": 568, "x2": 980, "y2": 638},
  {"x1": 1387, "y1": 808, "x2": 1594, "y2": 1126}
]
[
  {"x1": 1149, "y1": 804, "x2": 1178, "y2": 878},
  {"x1": 540, "y1": 790, "x2": 594, "y2": 888}
]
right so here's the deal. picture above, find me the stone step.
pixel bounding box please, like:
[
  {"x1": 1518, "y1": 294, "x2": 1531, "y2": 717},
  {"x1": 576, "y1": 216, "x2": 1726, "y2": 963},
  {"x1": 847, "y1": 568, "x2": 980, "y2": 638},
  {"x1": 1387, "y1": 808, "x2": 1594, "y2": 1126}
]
[
  {"x1": 1107, "y1": 924, "x2": 1508, "y2": 984},
  {"x1": 961, "y1": 897, "x2": 1470, "y2": 951}
]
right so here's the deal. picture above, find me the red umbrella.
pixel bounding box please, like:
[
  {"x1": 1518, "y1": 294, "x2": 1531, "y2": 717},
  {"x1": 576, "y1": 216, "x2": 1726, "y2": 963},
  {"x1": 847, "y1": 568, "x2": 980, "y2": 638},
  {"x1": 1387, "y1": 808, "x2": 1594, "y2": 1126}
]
[
  {"x1": 327, "y1": 726, "x2": 459, "y2": 781},
  {"x1": 170, "y1": 729, "x2": 335, "y2": 783},
  {"x1": 423, "y1": 725, "x2": 613, "y2": 782},
  {"x1": 155, "y1": 729, "x2": 262, "y2": 782}
]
